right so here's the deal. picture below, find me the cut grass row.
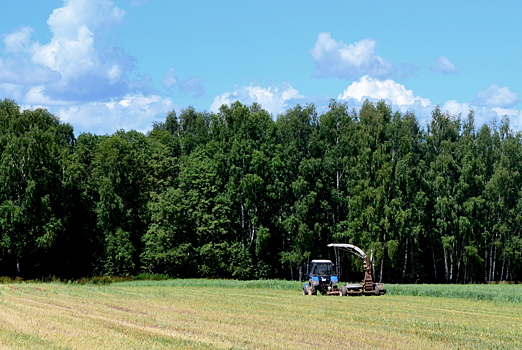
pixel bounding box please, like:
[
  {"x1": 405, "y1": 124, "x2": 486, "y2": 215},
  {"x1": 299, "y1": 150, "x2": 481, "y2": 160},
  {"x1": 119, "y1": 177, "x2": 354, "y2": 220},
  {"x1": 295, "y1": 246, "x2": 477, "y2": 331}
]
[{"x1": 1, "y1": 281, "x2": 521, "y2": 349}]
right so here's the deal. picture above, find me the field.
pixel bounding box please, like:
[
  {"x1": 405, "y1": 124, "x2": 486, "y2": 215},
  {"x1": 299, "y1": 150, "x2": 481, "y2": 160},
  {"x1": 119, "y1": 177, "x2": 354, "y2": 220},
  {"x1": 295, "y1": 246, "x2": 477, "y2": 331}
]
[{"x1": 1, "y1": 280, "x2": 521, "y2": 349}]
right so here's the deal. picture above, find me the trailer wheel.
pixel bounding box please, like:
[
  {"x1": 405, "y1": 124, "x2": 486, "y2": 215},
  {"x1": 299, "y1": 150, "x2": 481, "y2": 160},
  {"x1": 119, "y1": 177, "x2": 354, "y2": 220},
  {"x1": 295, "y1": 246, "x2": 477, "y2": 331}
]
[{"x1": 341, "y1": 285, "x2": 347, "y2": 296}]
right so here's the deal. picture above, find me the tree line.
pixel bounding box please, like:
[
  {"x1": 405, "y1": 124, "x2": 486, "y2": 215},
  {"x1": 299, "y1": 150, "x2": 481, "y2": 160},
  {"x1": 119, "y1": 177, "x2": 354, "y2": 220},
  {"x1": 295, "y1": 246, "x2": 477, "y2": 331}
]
[{"x1": 1, "y1": 98, "x2": 521, "y2": 283}]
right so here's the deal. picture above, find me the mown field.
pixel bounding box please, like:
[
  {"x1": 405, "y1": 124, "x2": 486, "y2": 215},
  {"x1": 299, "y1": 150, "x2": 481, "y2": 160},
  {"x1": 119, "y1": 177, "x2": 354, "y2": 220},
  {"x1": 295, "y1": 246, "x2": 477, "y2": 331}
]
[{"x1": 1, "y1": 280, "x2": 521, "y2": 349}]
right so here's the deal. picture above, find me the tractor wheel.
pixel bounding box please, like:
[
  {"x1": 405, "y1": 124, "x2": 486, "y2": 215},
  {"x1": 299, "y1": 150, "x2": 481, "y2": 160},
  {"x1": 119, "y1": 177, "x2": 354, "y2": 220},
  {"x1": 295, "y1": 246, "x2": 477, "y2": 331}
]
[
  {"x1": 302, "y1": 285, "x2": 308, "y2": 295},
  {"x1": 341, "y1": 285, "x2": 347, "y2": 296},
  {"x1": 308, "y1": 285, "x2": 316, "y2": 295}
]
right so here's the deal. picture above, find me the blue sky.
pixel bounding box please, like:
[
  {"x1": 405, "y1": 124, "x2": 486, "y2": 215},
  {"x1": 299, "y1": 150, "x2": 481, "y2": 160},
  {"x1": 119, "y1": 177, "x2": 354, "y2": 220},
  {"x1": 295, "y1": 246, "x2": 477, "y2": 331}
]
[{"x1": 1, "y1": 0, "x2": 521, "y2": 134}]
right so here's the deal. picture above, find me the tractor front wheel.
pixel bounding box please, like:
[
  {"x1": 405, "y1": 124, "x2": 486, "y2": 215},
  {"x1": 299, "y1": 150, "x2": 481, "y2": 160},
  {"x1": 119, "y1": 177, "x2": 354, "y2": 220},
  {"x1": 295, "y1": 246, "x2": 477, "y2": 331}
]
[{"x1": 308, "y1": 284, "x2": 317, "y2": 295}]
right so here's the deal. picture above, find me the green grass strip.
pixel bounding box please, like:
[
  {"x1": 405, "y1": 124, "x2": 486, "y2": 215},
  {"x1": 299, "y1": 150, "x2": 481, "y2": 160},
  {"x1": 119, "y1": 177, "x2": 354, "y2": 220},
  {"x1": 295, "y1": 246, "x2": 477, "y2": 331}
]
[
  {"x1": 115, "y1": 279, "x2": 522, "y2": 303},
  {"x1": 386, "y1": 283, "x2": 522, "y2": 303}
]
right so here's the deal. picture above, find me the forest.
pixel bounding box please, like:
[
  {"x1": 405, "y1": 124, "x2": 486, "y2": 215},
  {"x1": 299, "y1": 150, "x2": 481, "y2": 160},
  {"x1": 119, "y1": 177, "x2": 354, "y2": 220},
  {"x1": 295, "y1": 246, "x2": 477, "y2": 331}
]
[{"x1": 0, "y1": 98, "x2": 521, "y2": 283}]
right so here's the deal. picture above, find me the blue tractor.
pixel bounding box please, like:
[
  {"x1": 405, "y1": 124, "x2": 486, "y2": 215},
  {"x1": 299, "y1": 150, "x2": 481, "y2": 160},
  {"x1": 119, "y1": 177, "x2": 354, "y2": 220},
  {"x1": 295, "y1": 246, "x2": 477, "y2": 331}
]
[{"x1": 301, "y1": 259, "x2": 340, "y2": 295}]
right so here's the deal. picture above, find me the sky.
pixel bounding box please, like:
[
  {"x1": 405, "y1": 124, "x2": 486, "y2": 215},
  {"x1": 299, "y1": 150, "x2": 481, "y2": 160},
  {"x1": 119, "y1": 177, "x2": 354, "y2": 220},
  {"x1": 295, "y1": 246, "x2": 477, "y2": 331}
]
[{"x1": 1, "y1": 0, "x2": 522, "y2": 135}]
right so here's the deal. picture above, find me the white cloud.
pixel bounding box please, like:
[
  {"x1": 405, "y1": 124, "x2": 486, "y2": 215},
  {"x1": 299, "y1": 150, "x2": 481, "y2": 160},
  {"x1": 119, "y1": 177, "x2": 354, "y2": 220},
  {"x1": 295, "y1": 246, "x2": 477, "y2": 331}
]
[
  {"x1": 162, "y1": 67, "x2": 205, "y2": 97},
  {"x1": 210, "y1": 78, "x2": 522, "y2": 133},
  {"x1": 46, "y1": 0, "x2": 125, "y2": 40},
  {"x1": 309, "y1": 32, "x2": 395, "y2": 80},
  {"x1": 440, "y1": 99, "x2": 522, "y2": 130},
  {"x1": 431, "y1": 55, "x2": 459, "y2": 74},
  {"x1": 25, "y1": 86, "x2": 71, "y2": 106},
  {"x1": 442, "y1": 99, "x2": 472, "y2": 116},
  {"x1": 3, "y1": 26, "x2": 33, "y2": 53},
  {"x1": 491, "y1": 107, "x2": 520, "y2": 117},
  {"x1": 55, "y1": 94, "x2": 175, "y2": 134},
  {"x1": 32, "y1": 24, "x2": 97, "y2": 78},
  {"x1": 162, "y1": 67, "x2": 179, "y2": 90},
  {"x1": 476, "y1": 84, "x2": 519, "y2": 108},
  {"x1": 0, "y1": 0, "x2": 173, "y2": 134},
  {"x1": 0, "y1": 83, "x2": 24, "y2": 102},
  {"x1": 338, "y1": 75, "x2": 431, "y2": 107},
  {"x1": 1, "y1": 0, "x2": 136, "y2": 104},
  {"x1": 210, "y1": 83, "x2": 304, "y2": 115},
  {"x1": 0, "y1": 56, "x2": 59, "y2": 85}
]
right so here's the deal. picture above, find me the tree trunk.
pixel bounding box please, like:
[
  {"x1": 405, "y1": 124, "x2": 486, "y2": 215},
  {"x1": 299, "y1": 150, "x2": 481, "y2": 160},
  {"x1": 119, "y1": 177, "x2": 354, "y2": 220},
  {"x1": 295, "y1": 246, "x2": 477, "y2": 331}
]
[
  {"x1": 491, "y1": 247, "x2": 497, "y2": 281},
  {"x1": 463, "y1": 259, "x2": 468, "y2": 284},
  {"x1": 379, "y1": 255, "x2": 384, "y2": 283},
  {"x1": 456, "y1": 243, "x2": 463, "y2": 283},
  {"x1": 443, "y1": 245, "x2": 449, "y2": 283},
  {"x1": 484, "y1": 239, "x2": 488, "y2": 283},
  {"x1": 16, "y1": 258, "x2": 21, "y2": 278},
  {"x1": 240, "y1": 200, "x2": 245, "y2": 245},
  {"x1": 401, "y1": 237, "x2": 409, "y2": 283},
  {"x1": 488, "y1": 242, "x2": 494, "y2": 282},
  {"x1": 379, "y1": 234, "x2": 386, "y2": 283},
  {"x1": 500, "y1": 257, "x2": 505, "y2": 282},
  {"x1": 449, "y1": 246, "x2": 455, "y2": 283},
  {"x1": 432, "y1": 248, "x2": 438, "y2": 282}
]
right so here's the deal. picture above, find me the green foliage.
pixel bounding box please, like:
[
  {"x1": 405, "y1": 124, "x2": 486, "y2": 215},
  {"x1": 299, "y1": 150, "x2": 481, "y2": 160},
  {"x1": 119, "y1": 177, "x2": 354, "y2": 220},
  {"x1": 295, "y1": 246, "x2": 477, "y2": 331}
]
[{"x1": 104, "y1": 228, "x2": 135, "y2": 276}]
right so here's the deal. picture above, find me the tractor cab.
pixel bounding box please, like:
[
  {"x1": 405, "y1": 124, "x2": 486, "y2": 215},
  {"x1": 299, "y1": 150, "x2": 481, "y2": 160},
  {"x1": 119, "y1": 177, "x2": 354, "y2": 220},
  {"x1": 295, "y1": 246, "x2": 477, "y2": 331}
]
[
  {"x1": 309, "y1": 260, "x2": 334, "y2": 276},
  {"x1": 302, "y1": 260, "x2": 339, "y2": 295}
]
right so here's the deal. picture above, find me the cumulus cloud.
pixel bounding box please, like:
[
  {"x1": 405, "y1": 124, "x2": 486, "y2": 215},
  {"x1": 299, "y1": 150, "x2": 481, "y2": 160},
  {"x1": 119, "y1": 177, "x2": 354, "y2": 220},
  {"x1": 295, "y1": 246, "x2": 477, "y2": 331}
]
[
  {"x1": 338, "y1": 75, "x2": 431, "y2": 107},
  {"x1": 211, "y1": 77, "x2": 521, "y2": 132},
  {"x1": 309, "y1": 32, "x2": 395, "y2": 80},
  {"x1": 0, "y1": 0, "x2": 177, "y2": 134},
  {"x1": 431, "y1": 55, "x2": 459, "y2": 74},
  {"x1": 56, "y1": 93, "x2": 175, "y2": 134},
  {"x1": 336, "y1": 76, "x2": 522, "y2": 131},
  {"x1": 440, "y1": 99, "x2": 522, "y2": 130},
  {"x1": 162, "y1": 67, "x2": 205, "y2": 98},
  {"x1": 46, "y1": 0, "x2": 125, "y2": 40},
  {"x1": 442, "y1": 99, "x2": 473, "y2": 116},
  {"x1": 210, "y1": 83, "x2": 304, "y2": 115},
  {"x1": 476, "y1": 84, "x2": 519, "y2": 108},
  {"x1": 0, "y1": 0, "x2": 137, "y2": 105}
]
